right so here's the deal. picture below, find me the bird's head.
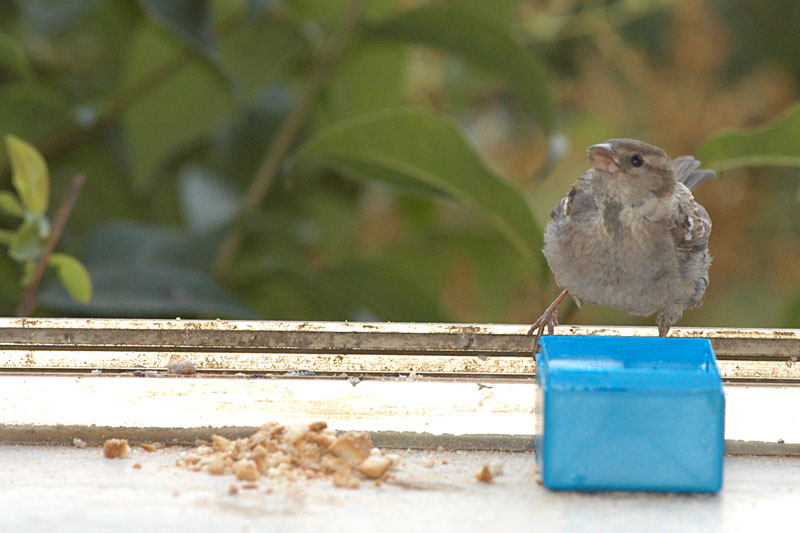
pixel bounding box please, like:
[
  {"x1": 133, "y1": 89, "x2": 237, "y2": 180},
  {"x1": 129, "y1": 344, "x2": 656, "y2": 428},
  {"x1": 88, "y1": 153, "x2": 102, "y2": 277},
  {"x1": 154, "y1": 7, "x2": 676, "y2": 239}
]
[{"x1": 587, "y1": 139, "x2": 676, "y2": 202}]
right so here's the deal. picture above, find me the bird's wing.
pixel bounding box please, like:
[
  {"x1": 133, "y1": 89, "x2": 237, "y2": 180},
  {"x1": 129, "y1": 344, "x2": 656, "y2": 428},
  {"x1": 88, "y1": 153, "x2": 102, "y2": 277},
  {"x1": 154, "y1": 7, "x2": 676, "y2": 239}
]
[
  {"x1": 550, "y1": 170, "x2": 596, "y2": 221},
  {"x1": 673, "y1": 156, "x2": 715, "y2": 191},
  {"x1": 670, "y1": 182, "x2": 712, "y2": 252}
]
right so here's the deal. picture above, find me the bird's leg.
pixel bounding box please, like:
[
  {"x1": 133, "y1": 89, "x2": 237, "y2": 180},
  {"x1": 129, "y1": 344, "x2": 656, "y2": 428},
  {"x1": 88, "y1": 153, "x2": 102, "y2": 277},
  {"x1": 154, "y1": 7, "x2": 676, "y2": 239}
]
[
  {"x1": 528, "y1": 289, "x2": 569, "y2": 354},
  {"x1": 656, "y1": 310, "x2": 675, "y2": 337}
]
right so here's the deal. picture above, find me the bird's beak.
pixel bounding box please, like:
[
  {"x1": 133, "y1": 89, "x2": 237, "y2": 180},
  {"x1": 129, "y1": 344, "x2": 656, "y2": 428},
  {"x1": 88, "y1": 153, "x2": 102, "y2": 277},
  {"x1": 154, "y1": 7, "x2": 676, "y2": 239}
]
[{"x1": 587, "y1": 143, "x2": 621, "y2": 173}]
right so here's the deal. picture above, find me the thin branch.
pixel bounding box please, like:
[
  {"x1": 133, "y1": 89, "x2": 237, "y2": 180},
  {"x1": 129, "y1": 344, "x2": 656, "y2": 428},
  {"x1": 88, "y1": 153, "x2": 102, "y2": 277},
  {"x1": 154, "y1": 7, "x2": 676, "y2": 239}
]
[
  {"x1": 16, "y1": 174, "x2": 87, "y2": 317},
  {"x1": 213, "y1": 0, "x2": 368, "y2": 276}
]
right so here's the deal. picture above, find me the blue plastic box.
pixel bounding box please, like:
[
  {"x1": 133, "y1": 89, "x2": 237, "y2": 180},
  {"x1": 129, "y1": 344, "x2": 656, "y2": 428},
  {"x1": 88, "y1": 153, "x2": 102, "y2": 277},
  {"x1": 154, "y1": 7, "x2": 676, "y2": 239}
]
[{"x1": 536, "y1": 336, "x2": 724, "y2": 493}]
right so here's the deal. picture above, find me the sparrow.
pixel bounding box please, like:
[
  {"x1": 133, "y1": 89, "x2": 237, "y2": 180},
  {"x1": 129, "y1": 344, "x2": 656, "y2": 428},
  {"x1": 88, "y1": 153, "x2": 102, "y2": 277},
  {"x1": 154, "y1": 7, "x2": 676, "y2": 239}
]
[{"x1": 529, "y1": 138, "x2": 714, "y2": 350}]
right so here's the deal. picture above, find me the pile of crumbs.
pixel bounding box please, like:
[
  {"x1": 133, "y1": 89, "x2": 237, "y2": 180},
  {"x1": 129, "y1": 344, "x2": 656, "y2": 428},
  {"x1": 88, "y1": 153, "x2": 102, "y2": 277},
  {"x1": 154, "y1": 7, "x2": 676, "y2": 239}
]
[{"x1": 177, "y1": 422, "x2": 398, "y2": 489}]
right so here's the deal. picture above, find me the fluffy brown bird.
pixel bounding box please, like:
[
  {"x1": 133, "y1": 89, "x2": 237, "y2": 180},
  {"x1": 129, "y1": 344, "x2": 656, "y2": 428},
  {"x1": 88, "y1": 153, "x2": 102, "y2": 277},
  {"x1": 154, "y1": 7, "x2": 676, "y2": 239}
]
[{"x1": 530, "y1": 139, "x2": 714, "y2": 350}]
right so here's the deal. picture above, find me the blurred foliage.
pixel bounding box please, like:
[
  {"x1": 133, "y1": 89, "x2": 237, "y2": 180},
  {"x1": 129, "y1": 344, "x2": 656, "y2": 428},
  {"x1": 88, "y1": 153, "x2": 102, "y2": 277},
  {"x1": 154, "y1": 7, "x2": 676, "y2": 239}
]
[
  {"x1": 1, "y1": 135, "x2": 91, "y2": 304},
  {"x1": 0, "y1": 0, "x2": 798, "y2": 328},
  {"x1": 698, "y1": 103, "x2": 800, "y2": 171}
]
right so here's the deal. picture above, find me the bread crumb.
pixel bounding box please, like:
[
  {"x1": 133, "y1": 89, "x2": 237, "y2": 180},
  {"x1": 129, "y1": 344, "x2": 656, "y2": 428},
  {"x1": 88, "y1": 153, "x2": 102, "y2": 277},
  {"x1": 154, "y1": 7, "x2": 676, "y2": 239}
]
[
  {"x1": 475, "y1": 465, "x2": 493, "y2": 483},
  {"x1": 182, "y1": 454, "x2": 201, "y2": 465},
  {"x1": 228, "y1": 485, "x2": 238, "y2": 495},
  {"x1": 207, "y1": 458, "x2": 226, "y2": 475},
  {"x1": 103, "y1": 439, "x2": 130, "y2": 459},
  {"x1": 241, "y1": 483, "x2": 259, "y2": 490},
  {"x1": 233, "y1": 460, "x2": 259, "y2": 481},
  {"x1": 421, "y1": 457, "x2": 436, "y2": 468},
  {"x1": 141, "y1": 443, "x2": 157, "y2": 452},
  {"x1": 320, "y1": 453, "x2": 351, "y2": 474},
  {"x1": 211, "y1": 434, "x2": 233, "y2": 452},
  {"x1": 332, "y1": 468, "x2": 359, "y2": 489},
  {"x1": 308, "y1": 421, "x2": 327, "y2": 432},
  {"x1": 167, "y1": 354, "x2": 197, "y2": 375},
  {"x1": 72, "y1": 438, "x2": 87, "y2": 449},
  {"x1": 328, "y1": 432, "x2": 372, "y2": 466},
  {"x1": 356, "y1": 455, "x2": 393, "y2": 479},
  {"x1": 133, "y1": 463, "x2": 142, "y2": 469}
]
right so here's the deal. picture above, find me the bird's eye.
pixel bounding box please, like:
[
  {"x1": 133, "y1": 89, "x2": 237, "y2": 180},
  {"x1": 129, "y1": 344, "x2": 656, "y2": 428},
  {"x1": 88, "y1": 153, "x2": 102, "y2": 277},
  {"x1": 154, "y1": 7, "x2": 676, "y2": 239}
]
[{"x1": 631, "y1": 154, "x2": 644, "y2": 167}]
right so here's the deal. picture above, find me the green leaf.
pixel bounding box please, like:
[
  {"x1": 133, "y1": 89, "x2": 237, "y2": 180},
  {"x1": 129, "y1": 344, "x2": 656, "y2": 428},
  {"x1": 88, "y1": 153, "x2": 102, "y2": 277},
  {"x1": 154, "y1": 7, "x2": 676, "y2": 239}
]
[
  {"x1": 0, "y1": 32, "x2": 32, "y2": 81},
  {"x1": 698, "y1": 104, "x2": 800, "y2": 171},
  {"x1": 37, "y1": 221, "x2": 254, "y2": 317},
  {"x1": 8, "y1": 218, "x2": 46, "y2": 263},
  {"x1": 80, "y1": 221, "x2": 219, "y2": 269},
  {"x1": 294, "y1": 259, "x2": 449, "y2": 322},
  {"x1": 39, "y1": 262, "x2": 253, "y2": 317},
  {"x1": 442, "y1": 230, "x2": 531, "y2": 321},
  {"x1": 48, "y1": 252, "x2": 92, "y2": 303},
  {"x1": 286, "y1": 0, "x2": 399, "y2": 28},
  {"x1": 4, "y1": 134, "x2": 49, "y2": 215},
  {"x1": 449, "y1": 0, "x2": 521, "y2": 27},
  {"x1": 234, "y1": 256, "x2": 449, "y2": 322},
  {"x1": 137, "y1": 0, "x2": 216, "y2": 55},
  {"x1": 363, "y1": 5, "x2": 554, "y2": 131},
  {"x1": 210, "y1": 87, "x2": 294, "y2": 185},
  {"x1": 321, "y1": 258, "x2": 447, "y2": 322},
  {"x1": 0, "y1": 83, "x2": 74, "y2": 170},
  {"x1": 784, "y1": 295, "x2": 800, "y2": 328},
  {"x1": 293, "y1": 108, "x2": 543, "y2": 270},
  {"x1": 120, "y1": 23, "x2": 233, "y2": 190},
  {"x1": 312, "y1": 154, "x2": 447, "y2": 198},
  {"x1": 136, "y1": 0, "x2": 234, "y2": 89},
  {"x1": 220, "y1": 18, "x2": 305, "y2": 102},
  {"x1": 320, "y1": 43, "x2": 407, "y2": 123},
  {"x1": 49, "y1": 141, "x2": 138, "y2": 233},
  {"x1": 0, "y1": 228, "x2": 14, "y2": 244},
  {"x1": 0, "y1": 191, "x2": 23, "y2": 217},
  {"x1": 0, "y1": 253, "x2": 22, "y2": 309}
]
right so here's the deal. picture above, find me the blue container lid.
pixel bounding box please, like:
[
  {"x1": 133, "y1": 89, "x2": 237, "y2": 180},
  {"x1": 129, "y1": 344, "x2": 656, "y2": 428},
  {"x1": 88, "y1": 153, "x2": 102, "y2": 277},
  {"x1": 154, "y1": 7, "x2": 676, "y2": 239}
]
[{"x1": 538, "y1": 336, "x2": 722, "y2": 393}]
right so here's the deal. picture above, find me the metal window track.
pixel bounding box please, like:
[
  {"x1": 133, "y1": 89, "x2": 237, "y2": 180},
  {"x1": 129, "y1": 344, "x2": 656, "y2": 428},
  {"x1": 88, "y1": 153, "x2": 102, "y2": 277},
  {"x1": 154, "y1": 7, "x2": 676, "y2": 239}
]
[
  {"x1": 1, "y1": 319, "x2": 798, "y2": 453},
  {"x1": 1, "y1": 319, "x2": 798, "y2": 381}
]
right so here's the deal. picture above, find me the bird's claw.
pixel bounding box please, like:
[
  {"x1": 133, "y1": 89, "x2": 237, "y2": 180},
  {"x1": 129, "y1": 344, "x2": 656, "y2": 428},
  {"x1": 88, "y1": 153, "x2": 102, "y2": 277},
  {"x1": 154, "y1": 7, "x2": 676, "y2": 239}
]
[
  {"x1": 527, "y1": 307, "x2": 559, "y2": 355},
  {"x1": 527, "y1": 289, "x2": 568, "y2": 356}
]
